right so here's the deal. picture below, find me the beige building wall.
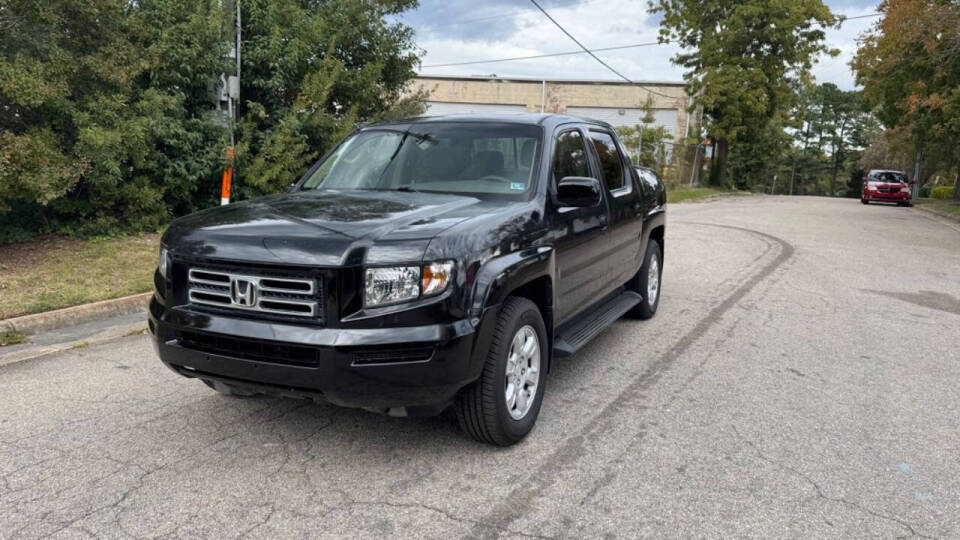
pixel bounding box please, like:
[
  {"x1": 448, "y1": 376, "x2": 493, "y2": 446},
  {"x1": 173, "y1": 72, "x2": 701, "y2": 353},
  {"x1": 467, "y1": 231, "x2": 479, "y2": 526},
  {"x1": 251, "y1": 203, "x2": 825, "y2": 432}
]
[{"x1": 410, "y1": 75, "x2": 695, "y2": 140}]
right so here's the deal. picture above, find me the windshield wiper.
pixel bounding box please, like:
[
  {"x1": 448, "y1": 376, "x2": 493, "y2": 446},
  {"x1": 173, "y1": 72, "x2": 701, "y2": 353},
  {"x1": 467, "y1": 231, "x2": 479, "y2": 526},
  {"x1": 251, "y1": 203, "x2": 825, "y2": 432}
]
[{"x1": 395, "y1": 186, "x2": 418, "y2": 193}]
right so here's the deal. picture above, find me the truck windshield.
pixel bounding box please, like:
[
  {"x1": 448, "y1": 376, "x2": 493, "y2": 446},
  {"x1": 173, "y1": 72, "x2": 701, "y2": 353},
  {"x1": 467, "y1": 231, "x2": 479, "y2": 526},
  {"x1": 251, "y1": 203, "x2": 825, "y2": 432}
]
[{"x1": 300, "y1": 123, "x2": 542, "y2": 198}]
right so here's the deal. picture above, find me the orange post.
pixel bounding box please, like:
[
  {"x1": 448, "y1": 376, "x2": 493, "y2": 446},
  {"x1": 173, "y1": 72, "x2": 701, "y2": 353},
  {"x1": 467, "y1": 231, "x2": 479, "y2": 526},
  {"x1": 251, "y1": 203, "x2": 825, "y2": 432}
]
[{"x1": 221, "y1": 146, "x2": 235, "y2": 206}]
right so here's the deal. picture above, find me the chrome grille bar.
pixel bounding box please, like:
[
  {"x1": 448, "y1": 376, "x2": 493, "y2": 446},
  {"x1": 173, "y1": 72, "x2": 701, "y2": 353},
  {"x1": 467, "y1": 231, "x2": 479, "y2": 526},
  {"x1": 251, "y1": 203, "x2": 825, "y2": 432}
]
[{"x1": 187, "y1": 268, "x2": 319, "y2": 318}]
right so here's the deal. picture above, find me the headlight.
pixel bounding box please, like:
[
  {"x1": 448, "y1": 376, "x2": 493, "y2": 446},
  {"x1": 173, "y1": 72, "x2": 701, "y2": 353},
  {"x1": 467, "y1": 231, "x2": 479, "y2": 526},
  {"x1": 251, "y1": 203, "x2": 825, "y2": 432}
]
[
  {"x1": 365, "y1": 266, "x2": 421, "y2": 307},
  {"x1": 158, "y1": 246, "x2": 169, "y2": 278},
  {"x1": 901, "y1": 186, "x2": 911, "y2": 193},
  {"x1": 364, "y1": 261, "x2": 455, "y2": 308}
]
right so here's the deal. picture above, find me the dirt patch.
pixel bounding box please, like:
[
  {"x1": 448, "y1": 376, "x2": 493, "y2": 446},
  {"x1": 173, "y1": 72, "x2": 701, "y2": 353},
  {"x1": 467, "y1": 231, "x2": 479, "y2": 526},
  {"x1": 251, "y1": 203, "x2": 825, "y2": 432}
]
[{"x1": 0, "y1": 235, "x2": 83, "y2": 272}]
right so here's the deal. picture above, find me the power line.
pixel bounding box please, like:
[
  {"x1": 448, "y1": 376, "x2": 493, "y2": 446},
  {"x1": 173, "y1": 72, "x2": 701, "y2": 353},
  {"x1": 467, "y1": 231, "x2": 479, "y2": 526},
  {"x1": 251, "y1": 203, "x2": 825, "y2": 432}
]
[
  {"x1": 841, "y1": 12, "x2": 883, "y2": 21},
  {"x1": 421, "y1": 41, "x2": 663, "y2": 68},
  {"x1": 420, "y1": 11, "x2": 882, "y2": 70},
  {"x1": 528, "y1": 0, "x2": 630, "y2": 84},
  {"x1": 527, "y1": 0, "x2": 674, "y2": 98}
]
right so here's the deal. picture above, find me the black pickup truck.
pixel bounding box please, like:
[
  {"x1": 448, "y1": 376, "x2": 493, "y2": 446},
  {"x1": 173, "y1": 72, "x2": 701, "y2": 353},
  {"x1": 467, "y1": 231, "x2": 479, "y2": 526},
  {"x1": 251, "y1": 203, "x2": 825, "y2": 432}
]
[{"x1": 150, "y1": 114, "x2": 666, "y2": 445}]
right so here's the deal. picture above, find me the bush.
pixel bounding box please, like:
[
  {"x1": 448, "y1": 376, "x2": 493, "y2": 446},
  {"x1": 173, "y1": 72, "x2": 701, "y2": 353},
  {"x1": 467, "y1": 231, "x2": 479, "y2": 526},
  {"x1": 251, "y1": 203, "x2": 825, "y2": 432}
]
[
  {"x1": 918, "y1": 184, "x2": 932, "y2": 198},
  {"x1": 931, "y1": 186, "x2": 956, "y2": 199},
  {"x1": 0, "y1": 0, "x2": 422, "y2": 243}
]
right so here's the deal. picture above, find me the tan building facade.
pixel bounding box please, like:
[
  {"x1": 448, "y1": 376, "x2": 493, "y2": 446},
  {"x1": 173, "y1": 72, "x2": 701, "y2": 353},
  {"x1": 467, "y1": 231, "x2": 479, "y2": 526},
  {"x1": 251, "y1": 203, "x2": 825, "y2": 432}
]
[{"x1": 410, "y1": 75, "x2": 695, "y2": 140}]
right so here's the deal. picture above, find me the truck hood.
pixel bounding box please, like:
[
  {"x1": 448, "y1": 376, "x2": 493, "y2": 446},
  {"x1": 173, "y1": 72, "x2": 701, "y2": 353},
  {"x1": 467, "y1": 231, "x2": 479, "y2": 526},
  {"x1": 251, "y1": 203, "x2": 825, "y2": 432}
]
[{"x1": 162, "y1": 190, "x2": 481, "y2": 266}]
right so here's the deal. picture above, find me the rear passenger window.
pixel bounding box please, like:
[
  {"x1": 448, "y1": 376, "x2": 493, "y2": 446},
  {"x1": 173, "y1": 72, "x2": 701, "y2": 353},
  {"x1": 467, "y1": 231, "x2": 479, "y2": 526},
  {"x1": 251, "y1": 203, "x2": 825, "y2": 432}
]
[
  {"x1": 588, "y1": 131, "x2": 625, "y2": 191},
  {"x1": 553, "y1": 130, "x2": 590, "y2": 182}
]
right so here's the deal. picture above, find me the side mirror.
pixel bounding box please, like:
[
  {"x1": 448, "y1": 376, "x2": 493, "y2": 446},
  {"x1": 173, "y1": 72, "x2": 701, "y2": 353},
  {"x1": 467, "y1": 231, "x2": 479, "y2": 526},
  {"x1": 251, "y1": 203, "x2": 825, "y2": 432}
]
[{"x1": 556, "y1": 176, "x2": 602, "y2": 208}]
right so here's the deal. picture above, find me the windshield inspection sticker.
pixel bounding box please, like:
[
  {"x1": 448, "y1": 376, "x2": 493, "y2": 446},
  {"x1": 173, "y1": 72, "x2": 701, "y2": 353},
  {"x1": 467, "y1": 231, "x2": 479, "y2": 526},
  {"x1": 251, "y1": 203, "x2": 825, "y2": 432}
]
[{"x1": 510, "y1": 182, "x2": 526, "y2": 191}]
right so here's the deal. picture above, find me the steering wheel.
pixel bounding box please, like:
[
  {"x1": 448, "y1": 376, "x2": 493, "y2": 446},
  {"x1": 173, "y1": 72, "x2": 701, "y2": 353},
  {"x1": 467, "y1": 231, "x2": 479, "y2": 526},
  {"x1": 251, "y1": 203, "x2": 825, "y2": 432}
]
[{"x1": 479, "y1": 175, "x2": 511, "y2": 183}]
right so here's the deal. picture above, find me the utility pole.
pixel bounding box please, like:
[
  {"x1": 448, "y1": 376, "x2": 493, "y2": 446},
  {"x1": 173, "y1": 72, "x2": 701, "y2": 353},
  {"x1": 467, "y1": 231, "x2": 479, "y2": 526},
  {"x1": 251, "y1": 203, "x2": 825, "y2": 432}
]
[
  {"x1": 235, "y1": 0, "x2": 241, "y2": 128},
  {"x1": 221, "y1": 0, "x2": 241, "y2": 206}
]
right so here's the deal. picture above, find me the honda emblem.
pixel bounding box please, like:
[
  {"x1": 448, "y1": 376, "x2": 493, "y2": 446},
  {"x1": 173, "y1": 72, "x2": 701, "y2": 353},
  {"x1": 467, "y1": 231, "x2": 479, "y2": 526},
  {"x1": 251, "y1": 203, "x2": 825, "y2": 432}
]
[{"x1": 230, "y1": 278, "x2": 257, "y2": 307}]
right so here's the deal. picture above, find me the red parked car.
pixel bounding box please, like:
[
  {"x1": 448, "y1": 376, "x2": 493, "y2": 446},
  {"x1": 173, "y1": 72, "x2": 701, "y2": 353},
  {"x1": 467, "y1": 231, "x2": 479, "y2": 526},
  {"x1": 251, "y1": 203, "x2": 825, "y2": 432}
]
[{"x1": 861, "y1": 169, "x2": 913, "y2": 206}]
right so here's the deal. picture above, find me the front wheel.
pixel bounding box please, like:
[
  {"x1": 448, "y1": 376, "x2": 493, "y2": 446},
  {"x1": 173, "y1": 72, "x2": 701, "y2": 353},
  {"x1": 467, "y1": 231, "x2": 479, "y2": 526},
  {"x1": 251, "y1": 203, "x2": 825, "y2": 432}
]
[
  {"x1": 626, "y1": 239, "x2": 662, "y2": 320},
  {"x1": 861, "y1": 199, "x2": 869, "y2": 204},
  {"x1": 455, "y1": 297, "x2": 547, "y2": 446}
]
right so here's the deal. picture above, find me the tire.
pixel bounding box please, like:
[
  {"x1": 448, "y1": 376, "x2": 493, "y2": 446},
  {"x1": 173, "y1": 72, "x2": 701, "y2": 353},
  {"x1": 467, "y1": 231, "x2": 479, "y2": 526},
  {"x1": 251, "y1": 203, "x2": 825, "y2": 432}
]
[
  {"x1": 861, "y1": 199, "x2": 869, "y2": 204},
  {"x1": 203, "y1": 379, "x2": 257, "y2": 397},
  {"x1": 455, "y1": 297, "x2": 547, "y2": 446},
  {"x1": 626, "y1": 239, "x2": 662, "y2": 320}
]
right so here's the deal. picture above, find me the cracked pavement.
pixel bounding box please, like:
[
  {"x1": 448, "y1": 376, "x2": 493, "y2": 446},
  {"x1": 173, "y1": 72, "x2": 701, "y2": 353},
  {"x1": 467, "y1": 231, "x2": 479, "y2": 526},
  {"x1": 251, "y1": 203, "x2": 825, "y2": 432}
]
[{"x1": 2, "y1": 196, "x2": 959, "y2": 538}]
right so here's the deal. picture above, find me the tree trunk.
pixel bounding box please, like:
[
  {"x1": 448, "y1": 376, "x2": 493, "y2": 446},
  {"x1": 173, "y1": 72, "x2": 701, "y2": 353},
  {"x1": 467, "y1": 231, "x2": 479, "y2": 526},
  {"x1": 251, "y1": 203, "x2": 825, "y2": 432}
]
[
  {"x1": 830, "y1": 119, "x2": 848, "y2": 198},
  {"x1": 828, "y1": 143, "x2": 836, "y2": 196},
  {"x1": 954, "y1": 166, "x2": 960, "y2": 200},
  {"x1": 715, "y1": 138, "x2": 729, "y2": 186},
  {"x1": 830, "y1": 145, "x2": 843, "y2": 197}
]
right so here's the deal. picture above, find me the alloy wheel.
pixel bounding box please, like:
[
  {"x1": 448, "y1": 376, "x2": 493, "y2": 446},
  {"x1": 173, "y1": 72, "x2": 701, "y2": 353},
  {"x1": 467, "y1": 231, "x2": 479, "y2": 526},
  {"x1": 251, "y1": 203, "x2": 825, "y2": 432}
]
[
  {"x1": 647, "y1": 254, "x2": 660, "y2": 308},
  {"x1": 505, "y1": 325, "x2": 540, "y2": 420}
]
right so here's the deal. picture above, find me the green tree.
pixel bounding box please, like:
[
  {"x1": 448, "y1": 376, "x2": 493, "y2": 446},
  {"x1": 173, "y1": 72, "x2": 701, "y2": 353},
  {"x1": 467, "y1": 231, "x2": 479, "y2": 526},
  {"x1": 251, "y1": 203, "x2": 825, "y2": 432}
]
[
  {"x1": 817, "y1": 84, "x2": 863, "y2": 196},
  {"x1": 0, "y1": 0, "x2": 230, "y2": 238},
  {"x1": 234, "y1": 0, "x2": 424, "y2": 196},
  {"x1": 650, "y1": 0, "x2": 838, "y2": 187},
  {"x1": 617, "y1": 124, "x2": 673, "y2": 174},
  {"x1": 853, "y1": 0, "x2": 960, "y2": 199},
  {"x1": 0, "y1": 0, "x2": 424, "y2": 241}
]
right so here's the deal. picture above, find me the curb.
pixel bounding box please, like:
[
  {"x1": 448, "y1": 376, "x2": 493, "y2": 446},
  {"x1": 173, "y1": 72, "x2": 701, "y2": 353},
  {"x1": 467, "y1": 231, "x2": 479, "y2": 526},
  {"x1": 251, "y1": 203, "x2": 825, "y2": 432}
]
[
  {"x1": 0, "y1": 292, "x2": 152, "y2": 336},
  {"x1": 913, "y1": 204, "x2": 960, "y2": 233},
  {"x1": 0, "y1": 322, "x2": 148, "y2": 368}
]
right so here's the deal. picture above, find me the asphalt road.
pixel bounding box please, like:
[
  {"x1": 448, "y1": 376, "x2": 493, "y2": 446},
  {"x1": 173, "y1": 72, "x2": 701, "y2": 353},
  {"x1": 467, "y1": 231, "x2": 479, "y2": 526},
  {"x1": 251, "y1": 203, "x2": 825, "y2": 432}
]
[{"x1": 3, "y1": 196, "x2": 960, "y2": 539}]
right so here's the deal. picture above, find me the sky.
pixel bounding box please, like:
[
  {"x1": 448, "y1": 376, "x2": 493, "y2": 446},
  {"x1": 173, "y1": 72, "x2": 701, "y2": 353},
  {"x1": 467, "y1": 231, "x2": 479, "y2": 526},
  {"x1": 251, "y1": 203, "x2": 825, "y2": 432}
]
[{"x1": 396, "y1": 0, "x2": 882, "y2": 90}]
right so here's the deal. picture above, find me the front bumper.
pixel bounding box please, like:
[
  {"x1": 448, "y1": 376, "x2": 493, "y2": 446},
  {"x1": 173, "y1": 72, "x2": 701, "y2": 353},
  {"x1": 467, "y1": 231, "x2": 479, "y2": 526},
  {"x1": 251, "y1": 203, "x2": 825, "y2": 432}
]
[
  {"x1": 864, "y1": 189, "x2": 910, "y2": 201},
  {"x1": 148, "y1": 296, "x2": 494, "y2": 414}
]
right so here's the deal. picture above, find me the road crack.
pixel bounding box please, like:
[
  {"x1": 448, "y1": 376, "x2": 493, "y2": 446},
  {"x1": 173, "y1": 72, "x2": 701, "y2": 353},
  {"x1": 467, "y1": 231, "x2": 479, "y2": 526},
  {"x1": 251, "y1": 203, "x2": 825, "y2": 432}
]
[{"x1": 731, "y1": 425, "x2": 934, "y2": 539}]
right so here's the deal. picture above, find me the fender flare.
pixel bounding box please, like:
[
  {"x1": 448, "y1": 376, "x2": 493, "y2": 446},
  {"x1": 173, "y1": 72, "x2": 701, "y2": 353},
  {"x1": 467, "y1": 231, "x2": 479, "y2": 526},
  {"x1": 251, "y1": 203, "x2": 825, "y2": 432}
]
[
  {"x1": 639, "y1": 209, "x2": 667, "y2": 260},
  {"x1": 469, "y1": 246, "x2": 554, "y2": 320}
]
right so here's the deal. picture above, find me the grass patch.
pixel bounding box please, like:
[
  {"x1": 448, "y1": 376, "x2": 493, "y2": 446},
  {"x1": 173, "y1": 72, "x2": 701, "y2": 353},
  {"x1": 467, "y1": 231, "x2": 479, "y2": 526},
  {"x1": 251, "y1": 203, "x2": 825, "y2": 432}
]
[
  {"x1": 0, "y1": 233, "x2": 159, "y2": 320},
  {"x1": 668, "y1": 187, "x2": 721, "y2": 204},
  {"x1": 914, "y1": 198, "x2": 960, "y2": 220},
  {"x1": 0, "y1": 329, "x2": 28, "y2": 346}
]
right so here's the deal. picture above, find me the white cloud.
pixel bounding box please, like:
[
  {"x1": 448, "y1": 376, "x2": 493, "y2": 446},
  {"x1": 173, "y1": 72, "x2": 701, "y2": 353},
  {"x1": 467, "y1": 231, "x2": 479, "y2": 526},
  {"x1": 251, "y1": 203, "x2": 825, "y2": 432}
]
[
  {"x1": 405, "y1": 0, "x2": 882, "y2": 90},
  {"x1": 812, "y1": 6, "x2": 882, "y2": 89}
]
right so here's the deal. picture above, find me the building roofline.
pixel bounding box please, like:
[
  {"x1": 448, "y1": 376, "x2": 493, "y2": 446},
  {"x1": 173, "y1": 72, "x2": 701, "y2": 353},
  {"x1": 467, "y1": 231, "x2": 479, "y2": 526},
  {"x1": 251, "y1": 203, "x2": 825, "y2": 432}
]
[{"x1": 415, "y1": 73, "x2": 686, "y2": 87}]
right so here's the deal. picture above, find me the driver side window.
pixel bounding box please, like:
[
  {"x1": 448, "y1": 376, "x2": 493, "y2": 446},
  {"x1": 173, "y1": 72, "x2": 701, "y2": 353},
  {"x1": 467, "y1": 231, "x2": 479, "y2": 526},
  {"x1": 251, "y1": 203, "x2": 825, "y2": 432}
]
[{"x1": 553, "y1": 130, "x2": 590, "y2": 184}]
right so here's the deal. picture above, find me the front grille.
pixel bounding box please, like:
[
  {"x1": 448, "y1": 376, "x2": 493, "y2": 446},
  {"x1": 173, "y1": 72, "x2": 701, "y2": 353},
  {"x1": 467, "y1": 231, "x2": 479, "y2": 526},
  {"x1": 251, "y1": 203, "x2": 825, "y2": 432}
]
[
  {"x1": 187, "y1": 266, "x2": 321, "y2": 319},
  {"x1": 879, "y1": 187, "x2": 900, "y2": 193},
  {"x1": 179, "y1": 331, "x2": 320, "y2": 367}
]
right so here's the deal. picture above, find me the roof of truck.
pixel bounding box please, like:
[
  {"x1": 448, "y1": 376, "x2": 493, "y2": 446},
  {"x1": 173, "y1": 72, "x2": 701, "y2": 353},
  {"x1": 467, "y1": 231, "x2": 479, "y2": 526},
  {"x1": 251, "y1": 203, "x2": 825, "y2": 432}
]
[{"x1": 367, "y1": 112, "x2": 615, "y2": 130}]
